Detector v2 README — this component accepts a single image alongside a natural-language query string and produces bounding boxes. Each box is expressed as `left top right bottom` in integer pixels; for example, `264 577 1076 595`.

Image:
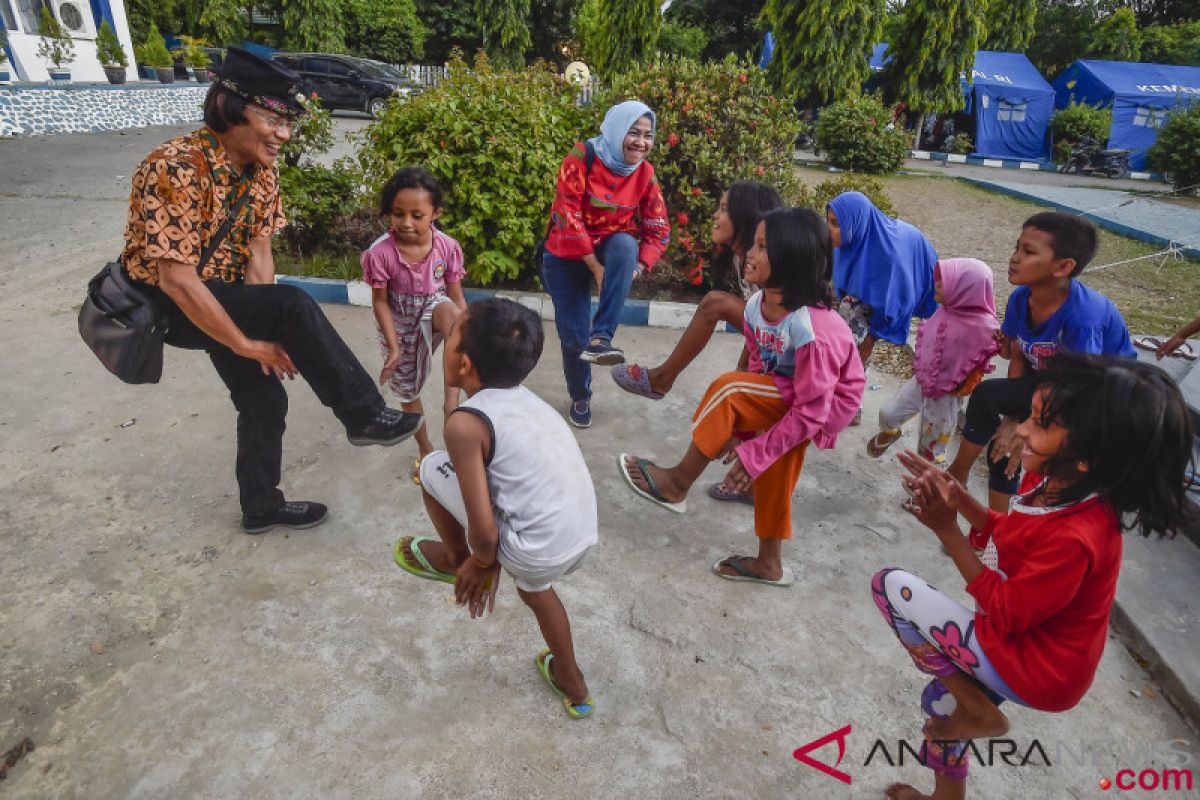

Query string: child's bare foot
622 455 688 503
885 784 930 800
924 702 1009 742
713 555 783 582
548 652 589 705
646 366 672 396
399 535 459 575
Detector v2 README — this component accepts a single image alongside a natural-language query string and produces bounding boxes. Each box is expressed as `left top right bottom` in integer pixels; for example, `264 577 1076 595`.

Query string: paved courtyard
0 125 1196 798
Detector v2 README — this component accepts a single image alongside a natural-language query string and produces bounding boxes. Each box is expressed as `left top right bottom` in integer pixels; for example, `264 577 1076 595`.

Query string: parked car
271 53 416 116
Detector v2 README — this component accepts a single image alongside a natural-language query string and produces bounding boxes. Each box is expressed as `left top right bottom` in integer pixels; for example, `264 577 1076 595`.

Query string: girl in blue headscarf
542 100 671 429
826 192 938 364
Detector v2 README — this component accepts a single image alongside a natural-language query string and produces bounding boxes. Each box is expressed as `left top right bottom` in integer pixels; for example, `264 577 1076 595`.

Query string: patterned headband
215 76 305 117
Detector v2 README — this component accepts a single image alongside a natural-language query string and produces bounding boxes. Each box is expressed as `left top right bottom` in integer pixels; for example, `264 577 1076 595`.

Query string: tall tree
477 0 532 67
346 0 426 63
1089 7 1142 61
762 0 884 106
1027 0 1098 78
530 0 584 65
663 0 764 61
594 0 660 77
1140 21 1200 65
415 1 480 63
282 0 344 51
983 0 1037 52
884 0 987 145
198 0 249 47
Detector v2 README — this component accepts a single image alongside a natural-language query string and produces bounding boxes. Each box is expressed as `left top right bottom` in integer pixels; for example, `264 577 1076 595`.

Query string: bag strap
198 184 255 270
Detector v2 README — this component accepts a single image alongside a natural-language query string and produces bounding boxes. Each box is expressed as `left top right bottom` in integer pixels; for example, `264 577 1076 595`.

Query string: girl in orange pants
618 208 865 586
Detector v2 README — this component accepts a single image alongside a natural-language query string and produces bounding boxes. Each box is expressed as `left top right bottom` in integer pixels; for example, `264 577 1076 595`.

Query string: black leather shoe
242 501 328 534
346 407 423 447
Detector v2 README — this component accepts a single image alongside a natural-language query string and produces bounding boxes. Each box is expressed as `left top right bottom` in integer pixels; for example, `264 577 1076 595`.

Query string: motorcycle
1058 136 1133 179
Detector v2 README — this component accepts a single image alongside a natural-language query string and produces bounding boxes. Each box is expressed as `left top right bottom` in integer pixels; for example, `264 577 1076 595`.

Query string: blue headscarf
829 192 938 345
590 101 656 177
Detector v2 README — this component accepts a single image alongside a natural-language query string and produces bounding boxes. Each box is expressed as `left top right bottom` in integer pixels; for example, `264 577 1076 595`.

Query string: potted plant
135 23 174 84
173 36 212 82
37 6 75 84
1 27 11 83
95 20 128 84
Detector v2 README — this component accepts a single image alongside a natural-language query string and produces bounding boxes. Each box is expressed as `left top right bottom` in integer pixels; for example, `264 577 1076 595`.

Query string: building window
996 100 1027 123
1133 106 1167 128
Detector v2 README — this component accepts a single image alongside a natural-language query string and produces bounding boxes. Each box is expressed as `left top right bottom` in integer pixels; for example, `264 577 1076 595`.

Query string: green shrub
280 93 336 167
0 28 7 67
799 173 895 219
358 52 590 285
135 23 173 69
173 35 211 69
1049 101 1111 164
599 56 804 288
278 162 360 255
1148 103 1200 196
37 7 76 70
95 21 128 67
814 94 908 174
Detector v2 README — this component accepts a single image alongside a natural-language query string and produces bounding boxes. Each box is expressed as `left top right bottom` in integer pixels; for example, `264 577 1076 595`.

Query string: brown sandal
867 430 901 458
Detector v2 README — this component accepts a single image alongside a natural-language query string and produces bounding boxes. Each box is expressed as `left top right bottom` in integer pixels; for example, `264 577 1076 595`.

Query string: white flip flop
617 453 687 514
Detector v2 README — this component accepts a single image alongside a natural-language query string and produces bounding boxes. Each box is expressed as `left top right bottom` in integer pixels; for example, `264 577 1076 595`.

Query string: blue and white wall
3 0 137 83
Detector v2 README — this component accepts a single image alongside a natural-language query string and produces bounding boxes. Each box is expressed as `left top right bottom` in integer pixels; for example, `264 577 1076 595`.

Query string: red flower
667 132 680 148
691 186 702 197
687 257 706 286
676 211 689 226
755 165 764 177
738 73 747 83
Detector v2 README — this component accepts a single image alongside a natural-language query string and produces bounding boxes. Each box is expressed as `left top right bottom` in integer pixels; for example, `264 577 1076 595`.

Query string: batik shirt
122 127 286 285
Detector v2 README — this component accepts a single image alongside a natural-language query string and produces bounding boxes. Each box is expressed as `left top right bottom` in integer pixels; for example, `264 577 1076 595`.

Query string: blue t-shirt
743 291 815 377
1001 281 1136 371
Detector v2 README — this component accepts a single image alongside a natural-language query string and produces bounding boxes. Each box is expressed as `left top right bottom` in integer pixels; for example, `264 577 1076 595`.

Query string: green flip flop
536 649 594 719
393 535 456 584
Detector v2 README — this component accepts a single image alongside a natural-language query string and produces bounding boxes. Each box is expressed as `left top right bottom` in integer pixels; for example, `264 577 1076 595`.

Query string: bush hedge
1049 101 1112 164
598 57 804 288
358 52 590 285
814 94 908 174
1148 103 1200 195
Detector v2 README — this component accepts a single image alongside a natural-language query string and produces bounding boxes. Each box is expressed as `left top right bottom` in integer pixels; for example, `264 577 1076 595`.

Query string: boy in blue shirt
946 212 1135 511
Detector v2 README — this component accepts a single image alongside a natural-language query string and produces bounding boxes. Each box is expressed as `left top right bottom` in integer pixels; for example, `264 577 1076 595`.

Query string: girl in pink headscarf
867 259 999 463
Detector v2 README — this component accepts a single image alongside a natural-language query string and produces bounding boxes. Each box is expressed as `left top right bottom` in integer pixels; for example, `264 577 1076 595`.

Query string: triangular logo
793 725 853 785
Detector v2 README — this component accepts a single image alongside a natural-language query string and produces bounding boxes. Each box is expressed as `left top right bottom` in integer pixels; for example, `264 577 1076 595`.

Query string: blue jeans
541 232 639 402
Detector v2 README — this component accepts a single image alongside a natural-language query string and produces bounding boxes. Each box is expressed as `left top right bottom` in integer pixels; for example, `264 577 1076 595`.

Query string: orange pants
691 372 809 540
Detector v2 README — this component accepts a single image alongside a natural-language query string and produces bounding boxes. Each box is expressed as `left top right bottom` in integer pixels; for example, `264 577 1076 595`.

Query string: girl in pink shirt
362 168 467 480
616 208 865 586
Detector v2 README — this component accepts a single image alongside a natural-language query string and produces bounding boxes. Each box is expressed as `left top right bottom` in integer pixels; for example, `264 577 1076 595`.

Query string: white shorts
419 451 591 592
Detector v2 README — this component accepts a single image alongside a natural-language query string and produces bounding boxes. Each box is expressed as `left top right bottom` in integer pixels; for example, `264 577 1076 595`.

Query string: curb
962 179 1200 259
908 149 1161 182
276 276 712 330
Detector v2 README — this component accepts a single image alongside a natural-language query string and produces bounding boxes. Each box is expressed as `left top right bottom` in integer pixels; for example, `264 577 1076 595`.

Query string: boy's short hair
1023 212 1098 277
459 298 544 388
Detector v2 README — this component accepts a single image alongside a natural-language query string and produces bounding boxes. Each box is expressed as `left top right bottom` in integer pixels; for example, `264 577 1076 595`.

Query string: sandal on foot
393 535 456 584
712 555 795 587
707 481 754 506
411 456 424 486
867 430 901 458
611 364 665 400
617 453 687 513
536 649 594 719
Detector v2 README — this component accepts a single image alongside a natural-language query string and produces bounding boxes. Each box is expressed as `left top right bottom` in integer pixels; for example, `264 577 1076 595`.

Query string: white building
3 0 137 82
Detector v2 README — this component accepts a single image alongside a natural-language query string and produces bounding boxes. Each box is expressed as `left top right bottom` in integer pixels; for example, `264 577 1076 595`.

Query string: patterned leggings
871 568 1027 780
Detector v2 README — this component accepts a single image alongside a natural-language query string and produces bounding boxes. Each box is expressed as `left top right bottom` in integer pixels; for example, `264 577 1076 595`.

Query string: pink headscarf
913 258 1000 399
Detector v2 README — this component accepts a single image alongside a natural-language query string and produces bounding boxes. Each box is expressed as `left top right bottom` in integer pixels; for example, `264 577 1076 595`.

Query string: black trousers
157 281 383 516
961 374 1038 495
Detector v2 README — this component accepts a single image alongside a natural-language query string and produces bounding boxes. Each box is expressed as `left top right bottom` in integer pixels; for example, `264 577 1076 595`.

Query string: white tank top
459 385 599 566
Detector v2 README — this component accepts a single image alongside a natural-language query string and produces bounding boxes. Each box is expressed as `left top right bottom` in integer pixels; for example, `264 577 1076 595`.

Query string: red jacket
967 473 1122 712
544 142 670 271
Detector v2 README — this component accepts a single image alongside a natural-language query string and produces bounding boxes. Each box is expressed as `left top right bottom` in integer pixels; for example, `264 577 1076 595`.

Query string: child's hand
898 450 971 512
902 466 960 536
994 331 1012 360
717 436 741 464
379 350 401 386
989 417 1026 479
722 457 752 494
455 556 500 619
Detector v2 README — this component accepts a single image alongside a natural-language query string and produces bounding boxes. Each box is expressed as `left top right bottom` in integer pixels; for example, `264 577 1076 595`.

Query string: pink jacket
736 306 866 478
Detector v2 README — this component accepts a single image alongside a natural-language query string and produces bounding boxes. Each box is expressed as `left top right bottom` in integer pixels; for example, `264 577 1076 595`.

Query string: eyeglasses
247 106 294 133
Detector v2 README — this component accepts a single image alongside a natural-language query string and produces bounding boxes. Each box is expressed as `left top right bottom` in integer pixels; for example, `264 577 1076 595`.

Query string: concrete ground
2 125 1198 798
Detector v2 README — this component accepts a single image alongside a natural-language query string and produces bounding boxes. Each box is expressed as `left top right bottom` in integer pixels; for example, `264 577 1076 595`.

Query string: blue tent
1052 60 1200 171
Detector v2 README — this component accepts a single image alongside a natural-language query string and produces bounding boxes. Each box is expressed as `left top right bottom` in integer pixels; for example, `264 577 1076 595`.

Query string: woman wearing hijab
542 100 671 428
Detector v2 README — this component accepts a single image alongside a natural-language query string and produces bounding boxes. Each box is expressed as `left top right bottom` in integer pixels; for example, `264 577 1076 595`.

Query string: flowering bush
814 93 908 174
598 56 804 290
280 94 336 167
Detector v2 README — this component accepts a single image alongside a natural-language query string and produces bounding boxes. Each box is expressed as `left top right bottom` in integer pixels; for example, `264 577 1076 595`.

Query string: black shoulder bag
535 140 595 268
78 186 254 385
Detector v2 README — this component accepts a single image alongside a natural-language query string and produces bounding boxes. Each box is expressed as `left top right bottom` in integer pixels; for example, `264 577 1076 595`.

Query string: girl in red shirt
874 353 1194 800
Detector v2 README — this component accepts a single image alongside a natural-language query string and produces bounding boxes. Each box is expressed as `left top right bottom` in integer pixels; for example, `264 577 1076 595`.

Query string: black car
272 53 415 116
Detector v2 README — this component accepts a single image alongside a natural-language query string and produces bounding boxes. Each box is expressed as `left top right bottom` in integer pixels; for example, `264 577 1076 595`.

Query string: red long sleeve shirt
544 142 670 271
966 474 1122 712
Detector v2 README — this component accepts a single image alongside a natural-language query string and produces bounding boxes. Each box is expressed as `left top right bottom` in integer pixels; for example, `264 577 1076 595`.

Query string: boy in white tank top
393 299 599 719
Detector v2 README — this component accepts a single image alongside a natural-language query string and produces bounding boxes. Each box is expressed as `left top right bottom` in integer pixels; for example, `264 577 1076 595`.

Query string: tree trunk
913 111 926 150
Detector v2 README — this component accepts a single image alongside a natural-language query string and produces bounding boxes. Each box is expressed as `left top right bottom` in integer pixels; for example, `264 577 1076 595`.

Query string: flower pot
154 67 175 84
192 68 211 84
103 65 127 85
47 68 71 85
0 68 10 84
